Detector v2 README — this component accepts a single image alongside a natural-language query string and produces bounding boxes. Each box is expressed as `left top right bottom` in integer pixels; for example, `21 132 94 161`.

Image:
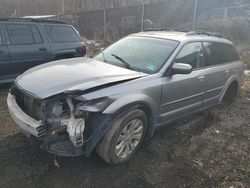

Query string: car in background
0 18 86 83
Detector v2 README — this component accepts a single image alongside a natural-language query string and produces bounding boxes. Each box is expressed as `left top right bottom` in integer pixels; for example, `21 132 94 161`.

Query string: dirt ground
0 85 249 188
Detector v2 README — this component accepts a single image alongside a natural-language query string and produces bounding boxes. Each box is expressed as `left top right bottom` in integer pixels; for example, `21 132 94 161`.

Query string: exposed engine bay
8 84 113 157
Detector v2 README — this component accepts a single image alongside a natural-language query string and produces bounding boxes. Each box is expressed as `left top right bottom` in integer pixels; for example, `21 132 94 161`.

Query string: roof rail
186 30 225 38
0 18 66 24
143 27 191 32
161 27 191 32
143 28 226 38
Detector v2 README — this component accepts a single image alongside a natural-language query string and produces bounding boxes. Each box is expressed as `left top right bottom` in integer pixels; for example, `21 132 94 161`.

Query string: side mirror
172 63 192 75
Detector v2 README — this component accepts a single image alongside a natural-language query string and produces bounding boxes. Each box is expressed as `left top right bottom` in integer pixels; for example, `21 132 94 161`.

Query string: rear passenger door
6 23 50 75
202 42 240 107
0 24 11 80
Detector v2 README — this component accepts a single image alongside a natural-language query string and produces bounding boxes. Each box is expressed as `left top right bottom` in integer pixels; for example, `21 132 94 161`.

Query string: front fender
103 94 158 117
84 94 158 155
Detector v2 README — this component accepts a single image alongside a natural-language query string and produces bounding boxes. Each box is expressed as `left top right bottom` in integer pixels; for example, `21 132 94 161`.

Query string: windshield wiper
111 54 134 70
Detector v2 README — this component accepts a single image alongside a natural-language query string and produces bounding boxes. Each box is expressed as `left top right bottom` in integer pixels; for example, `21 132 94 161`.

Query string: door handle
39 47 47 51
198 76 205 81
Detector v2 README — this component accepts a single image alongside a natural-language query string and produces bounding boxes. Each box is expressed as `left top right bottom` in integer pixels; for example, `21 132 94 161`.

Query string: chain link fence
77 1 250 42
78 1 195 41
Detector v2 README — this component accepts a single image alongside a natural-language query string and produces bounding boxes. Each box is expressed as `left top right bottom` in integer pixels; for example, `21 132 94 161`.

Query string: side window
0 26 3 45
7 24 34 45
44 25 81 43
175 42 205 69
203 42 240 66
30 25 43 44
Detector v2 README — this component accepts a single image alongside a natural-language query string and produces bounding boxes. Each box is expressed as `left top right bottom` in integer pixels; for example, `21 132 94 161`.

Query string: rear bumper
7 94 46 137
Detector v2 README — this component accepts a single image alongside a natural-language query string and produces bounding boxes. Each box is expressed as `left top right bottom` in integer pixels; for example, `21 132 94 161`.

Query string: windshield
94 36 179 74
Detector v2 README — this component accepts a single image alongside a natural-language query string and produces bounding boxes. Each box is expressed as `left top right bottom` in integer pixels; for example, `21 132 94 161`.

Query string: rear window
203 42 240 66
44 25 81 43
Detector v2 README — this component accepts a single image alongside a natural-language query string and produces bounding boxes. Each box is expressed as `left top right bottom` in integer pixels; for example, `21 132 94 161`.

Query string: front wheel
96 109 148 165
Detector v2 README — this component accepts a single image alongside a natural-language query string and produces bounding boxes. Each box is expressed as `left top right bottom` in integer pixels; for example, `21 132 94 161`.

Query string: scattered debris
215 130 220 134
244 70 250 76
53 159 61 168
193 159 204 167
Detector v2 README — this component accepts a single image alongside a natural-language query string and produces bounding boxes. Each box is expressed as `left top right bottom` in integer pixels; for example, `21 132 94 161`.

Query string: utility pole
37 0 40 15
103 0 106 41
223 0 227 18
73 0 76 14
16 0 20 17
61 0 65 15
192 0 198 30
141 0 146 32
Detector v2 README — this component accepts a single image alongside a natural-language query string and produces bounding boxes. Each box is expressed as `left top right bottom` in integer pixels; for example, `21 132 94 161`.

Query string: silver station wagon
7 31 243 165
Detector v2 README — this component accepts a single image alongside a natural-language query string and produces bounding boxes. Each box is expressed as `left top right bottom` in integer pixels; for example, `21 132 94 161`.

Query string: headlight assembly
52 103 63 117
76 97 112 112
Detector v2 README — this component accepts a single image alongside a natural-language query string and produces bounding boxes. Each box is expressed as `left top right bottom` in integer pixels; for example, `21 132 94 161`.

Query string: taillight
76 44 86 56
83 44 86 56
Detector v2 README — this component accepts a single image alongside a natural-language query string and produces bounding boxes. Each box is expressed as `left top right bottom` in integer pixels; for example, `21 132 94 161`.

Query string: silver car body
7 31 243 156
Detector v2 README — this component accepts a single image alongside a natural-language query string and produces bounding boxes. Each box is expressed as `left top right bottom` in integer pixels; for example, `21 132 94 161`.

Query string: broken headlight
52 103 63 117
75 97 112 113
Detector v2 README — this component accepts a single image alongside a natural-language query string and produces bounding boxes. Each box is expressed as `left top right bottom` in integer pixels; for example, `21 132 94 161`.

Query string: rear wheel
96 109 148 165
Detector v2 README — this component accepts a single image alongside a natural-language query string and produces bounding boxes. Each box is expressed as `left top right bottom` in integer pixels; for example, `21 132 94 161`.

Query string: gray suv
0 18 86 83
7 31 243 165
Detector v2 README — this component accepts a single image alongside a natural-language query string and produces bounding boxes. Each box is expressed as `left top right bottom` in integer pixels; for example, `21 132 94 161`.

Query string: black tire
222 82 239 105
96 109 148 165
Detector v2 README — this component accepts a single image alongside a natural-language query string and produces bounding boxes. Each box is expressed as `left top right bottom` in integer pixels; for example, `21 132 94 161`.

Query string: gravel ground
0 85 249 188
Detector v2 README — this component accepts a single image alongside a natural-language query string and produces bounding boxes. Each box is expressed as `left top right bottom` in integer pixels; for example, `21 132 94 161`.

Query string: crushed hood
16 57 146 99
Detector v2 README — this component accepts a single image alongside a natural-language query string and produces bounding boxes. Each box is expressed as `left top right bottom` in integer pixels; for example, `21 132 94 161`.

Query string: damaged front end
8 85 113 157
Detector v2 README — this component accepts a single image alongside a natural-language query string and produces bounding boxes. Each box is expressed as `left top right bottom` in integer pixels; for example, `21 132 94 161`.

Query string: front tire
96 109 148 165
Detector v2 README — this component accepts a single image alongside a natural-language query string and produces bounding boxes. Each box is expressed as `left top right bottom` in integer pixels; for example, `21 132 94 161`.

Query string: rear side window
44 25 81 43
203 42 240 66
7 24 34 45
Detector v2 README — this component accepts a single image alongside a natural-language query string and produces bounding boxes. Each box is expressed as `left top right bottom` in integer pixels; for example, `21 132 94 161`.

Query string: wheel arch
220 76 241 103
84 95 158 156
103 94 158 137
53 53 75 60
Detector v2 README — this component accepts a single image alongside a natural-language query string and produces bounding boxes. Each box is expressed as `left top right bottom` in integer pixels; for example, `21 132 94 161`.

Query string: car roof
132 31 233 45
0 18 67 25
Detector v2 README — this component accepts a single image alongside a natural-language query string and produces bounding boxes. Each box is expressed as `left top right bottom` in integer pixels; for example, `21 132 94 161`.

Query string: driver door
158 42 206 124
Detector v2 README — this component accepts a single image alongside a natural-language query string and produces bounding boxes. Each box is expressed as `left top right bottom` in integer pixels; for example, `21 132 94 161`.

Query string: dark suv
0 18 86 83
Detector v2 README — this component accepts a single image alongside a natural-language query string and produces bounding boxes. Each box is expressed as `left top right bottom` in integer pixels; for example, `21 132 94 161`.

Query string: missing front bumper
41 134 84 157
7 94 46 137
8 93 86 157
